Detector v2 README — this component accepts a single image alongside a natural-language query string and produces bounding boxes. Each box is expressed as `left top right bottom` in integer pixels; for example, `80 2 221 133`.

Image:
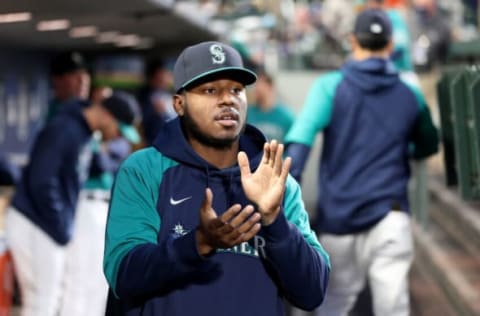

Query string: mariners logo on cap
209 44 226 64
370 23 383 34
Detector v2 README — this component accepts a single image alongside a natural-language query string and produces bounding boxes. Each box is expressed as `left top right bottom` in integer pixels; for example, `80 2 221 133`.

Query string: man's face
54 69 90 101
254 74 272 105
175 78 247 149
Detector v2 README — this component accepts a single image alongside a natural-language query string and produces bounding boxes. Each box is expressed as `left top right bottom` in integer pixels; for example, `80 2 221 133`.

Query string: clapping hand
238 140 291 226
195 188 262 256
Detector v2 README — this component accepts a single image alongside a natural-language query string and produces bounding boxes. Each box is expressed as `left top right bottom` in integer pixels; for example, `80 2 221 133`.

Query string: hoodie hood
341 57 399 92
152 117 266 175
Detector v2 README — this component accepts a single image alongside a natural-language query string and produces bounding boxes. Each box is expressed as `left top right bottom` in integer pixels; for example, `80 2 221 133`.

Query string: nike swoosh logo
170 196 192 205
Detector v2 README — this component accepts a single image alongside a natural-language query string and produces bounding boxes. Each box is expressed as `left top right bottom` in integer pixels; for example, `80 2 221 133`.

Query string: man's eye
204 88 216 94
232 87 243 94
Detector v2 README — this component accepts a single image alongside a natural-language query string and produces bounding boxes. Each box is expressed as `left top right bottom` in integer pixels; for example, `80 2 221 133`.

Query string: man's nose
218 89 235 105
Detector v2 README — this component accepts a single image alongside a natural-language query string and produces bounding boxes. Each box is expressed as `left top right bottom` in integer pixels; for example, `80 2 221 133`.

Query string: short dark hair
355 34 390 51
50 51 87 76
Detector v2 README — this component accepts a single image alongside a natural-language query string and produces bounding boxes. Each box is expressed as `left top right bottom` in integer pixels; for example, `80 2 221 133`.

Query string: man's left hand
238 140 291 226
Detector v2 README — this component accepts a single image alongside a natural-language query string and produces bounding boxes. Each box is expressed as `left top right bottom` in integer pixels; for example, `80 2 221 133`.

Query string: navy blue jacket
12 103 93 245
103 118 330 315
286 58 438 234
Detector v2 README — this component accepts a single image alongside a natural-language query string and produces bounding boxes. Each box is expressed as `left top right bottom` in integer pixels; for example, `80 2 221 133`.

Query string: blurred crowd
187 0 472 72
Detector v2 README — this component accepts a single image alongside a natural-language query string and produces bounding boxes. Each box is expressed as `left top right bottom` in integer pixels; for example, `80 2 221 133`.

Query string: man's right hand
195 188 261 256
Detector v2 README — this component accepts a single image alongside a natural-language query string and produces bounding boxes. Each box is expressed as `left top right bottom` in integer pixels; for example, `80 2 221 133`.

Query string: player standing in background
6 93 140 316
247 70 295 142
59 89 140 316
47 52 90 120
285 9 438 316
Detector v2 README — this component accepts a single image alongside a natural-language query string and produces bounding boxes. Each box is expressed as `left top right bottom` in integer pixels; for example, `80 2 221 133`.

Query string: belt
83 190 111 203
86 195 110 203
391 201 403 212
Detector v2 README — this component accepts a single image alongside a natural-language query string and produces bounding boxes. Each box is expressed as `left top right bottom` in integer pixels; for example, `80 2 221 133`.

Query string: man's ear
173 94 185 116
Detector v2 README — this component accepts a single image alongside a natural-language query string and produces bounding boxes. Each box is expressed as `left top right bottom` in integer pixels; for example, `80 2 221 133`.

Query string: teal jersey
285 72 343 145
104 147 330 295
247 103 295 142
387 9 413 72
103 119 331 314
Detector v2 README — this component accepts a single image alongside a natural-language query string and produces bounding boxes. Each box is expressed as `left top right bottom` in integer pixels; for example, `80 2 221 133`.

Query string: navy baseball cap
173 41 257 93
354 8 392 46
101 92 141 144
51 51 87 76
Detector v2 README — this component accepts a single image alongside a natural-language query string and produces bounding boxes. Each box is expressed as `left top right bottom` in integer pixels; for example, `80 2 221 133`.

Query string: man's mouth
215 109 240 127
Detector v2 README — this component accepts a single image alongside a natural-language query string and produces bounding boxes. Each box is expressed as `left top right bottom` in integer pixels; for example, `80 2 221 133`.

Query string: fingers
237 151 252 178
201 188 213 212
261 142 270 165
227 205 255 228
200 188 216 221
219 204 242 224
215 205 262 245
226 208 261 244
236 222 261 244
262 140 279 163
281 156 292 182
236 213 261 235
274 143 284 174
268 140 277 167
263 140 286 175
219 204 259 232
230 224 261 245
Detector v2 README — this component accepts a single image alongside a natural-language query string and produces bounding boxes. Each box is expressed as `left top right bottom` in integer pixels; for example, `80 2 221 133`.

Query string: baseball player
103 41 330 316
285 9 438 316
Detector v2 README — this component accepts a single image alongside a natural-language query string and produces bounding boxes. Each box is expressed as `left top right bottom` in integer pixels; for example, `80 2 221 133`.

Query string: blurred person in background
136 59 176 145
365 0 414 72
5 92 140 316
410 0 452 70
247 70 294 142
47 52 90 120
285 9 438 316
320 0 357 49
59 87 140 316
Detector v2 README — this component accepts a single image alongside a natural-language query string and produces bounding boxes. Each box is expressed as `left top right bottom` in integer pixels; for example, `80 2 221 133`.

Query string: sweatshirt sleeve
284 71 341 183
284 71 341 146
26 124 75 243
257 175 330 311
286 143 311 183
103 149 215 299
